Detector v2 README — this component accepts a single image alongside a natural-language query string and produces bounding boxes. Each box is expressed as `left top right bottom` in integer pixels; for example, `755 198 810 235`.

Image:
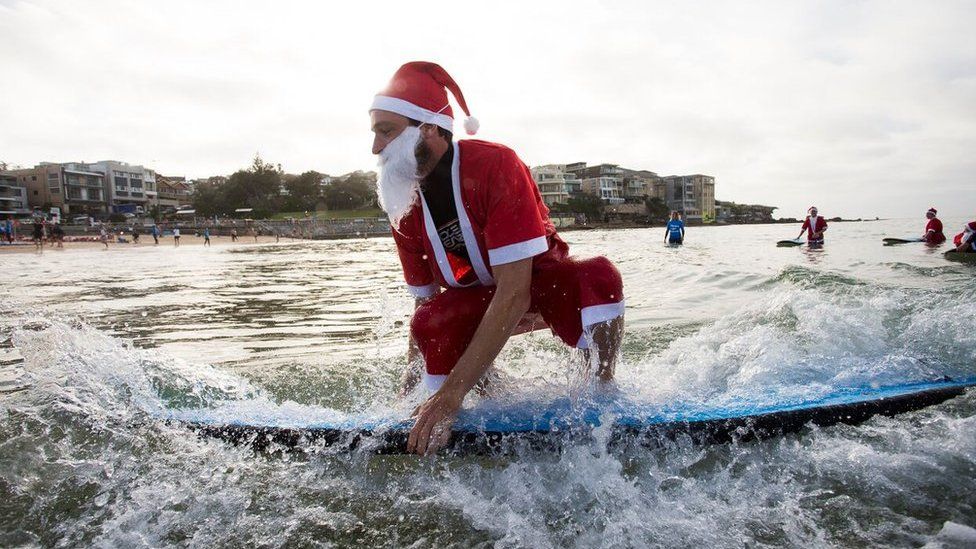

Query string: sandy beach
0 234 290 253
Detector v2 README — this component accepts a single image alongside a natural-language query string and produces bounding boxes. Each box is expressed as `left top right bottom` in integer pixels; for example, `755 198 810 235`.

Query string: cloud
1 0 974 217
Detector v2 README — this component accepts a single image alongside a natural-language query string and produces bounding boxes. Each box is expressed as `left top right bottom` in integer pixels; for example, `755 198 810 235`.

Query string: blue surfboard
174 376 976 455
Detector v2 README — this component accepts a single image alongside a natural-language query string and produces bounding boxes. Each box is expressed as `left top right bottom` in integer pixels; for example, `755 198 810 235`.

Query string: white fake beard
377 126 422 229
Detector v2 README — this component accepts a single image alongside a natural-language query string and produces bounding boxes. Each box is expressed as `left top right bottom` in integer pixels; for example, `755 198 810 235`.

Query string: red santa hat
370 61 479 135
927 207 937 215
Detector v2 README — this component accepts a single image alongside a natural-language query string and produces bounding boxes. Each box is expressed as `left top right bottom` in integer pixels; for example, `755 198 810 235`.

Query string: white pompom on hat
370 61 479 136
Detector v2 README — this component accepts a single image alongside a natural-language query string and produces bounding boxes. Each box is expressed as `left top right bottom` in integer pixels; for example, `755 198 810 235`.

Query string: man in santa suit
922 207 946 245
952 220 976 253
369 62 625 455
796 206 828 244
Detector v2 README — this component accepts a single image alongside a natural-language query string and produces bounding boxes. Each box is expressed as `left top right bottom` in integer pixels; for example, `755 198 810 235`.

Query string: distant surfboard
883 237 924 245
777 238 804 247
175 377 976 455
945 251 976 264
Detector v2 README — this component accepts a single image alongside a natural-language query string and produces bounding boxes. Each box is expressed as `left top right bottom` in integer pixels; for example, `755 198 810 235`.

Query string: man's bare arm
407 258 533 454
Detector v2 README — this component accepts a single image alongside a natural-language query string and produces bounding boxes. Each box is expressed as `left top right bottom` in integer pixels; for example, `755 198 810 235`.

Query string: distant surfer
369 62 625 455
664 211 684 244
796 206 827 245
922 208 946 245
952 221 976 254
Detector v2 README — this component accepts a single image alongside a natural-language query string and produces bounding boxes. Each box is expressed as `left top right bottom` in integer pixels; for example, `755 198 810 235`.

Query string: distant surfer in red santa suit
369 62 625 455
796 206 828 245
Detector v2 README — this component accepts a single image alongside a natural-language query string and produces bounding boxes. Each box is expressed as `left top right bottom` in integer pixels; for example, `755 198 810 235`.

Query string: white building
530 164 582 206
67 160 157 214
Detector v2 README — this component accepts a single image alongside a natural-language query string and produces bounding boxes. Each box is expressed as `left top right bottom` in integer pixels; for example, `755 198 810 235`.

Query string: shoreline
0 218 881 252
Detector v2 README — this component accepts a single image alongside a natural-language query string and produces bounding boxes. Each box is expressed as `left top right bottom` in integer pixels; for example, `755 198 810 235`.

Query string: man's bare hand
512 312 545 336
408 389 463 455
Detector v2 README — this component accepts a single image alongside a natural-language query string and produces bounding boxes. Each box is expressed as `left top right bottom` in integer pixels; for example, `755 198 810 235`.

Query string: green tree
222 154 283 217
559 193 604 221
323 173 376 210
191 180 228 217
644 197 669 222
283 171 323 211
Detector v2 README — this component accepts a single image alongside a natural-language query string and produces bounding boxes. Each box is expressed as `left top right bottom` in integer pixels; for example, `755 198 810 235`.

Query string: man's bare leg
584 315 624 382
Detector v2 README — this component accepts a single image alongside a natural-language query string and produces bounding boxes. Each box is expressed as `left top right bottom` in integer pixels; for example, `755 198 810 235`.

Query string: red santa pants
410 256 624 388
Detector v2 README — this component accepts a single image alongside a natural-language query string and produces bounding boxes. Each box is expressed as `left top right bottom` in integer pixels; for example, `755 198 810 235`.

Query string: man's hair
407 118 453 141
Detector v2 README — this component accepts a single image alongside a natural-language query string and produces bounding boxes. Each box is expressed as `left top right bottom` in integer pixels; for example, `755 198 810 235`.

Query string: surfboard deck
883 237 924 244
945 251 976 264
175 377 976 455
777 238 804 247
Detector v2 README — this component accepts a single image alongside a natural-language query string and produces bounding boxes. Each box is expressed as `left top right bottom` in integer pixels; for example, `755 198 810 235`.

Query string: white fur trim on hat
370 95 454 133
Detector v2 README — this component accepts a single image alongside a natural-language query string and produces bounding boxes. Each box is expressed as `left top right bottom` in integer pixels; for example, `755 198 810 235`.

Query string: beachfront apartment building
0 174 31 216
619 169 665 203
530 165 582 206
156 174 193 212
663 174 715 221
566 163 626 205
61 166 109 215
65 161 157 214
2 164 67 213
1 163 109 216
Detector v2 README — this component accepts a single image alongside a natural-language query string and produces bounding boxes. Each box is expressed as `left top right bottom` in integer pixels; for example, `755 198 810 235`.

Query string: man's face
926 212 935 219
370 110 410 155
810 209 818 217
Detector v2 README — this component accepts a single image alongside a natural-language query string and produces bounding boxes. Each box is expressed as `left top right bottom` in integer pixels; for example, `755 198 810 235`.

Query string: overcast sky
2 0 974 218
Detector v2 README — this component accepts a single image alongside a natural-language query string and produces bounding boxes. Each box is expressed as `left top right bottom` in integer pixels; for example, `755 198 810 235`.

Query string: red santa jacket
391 139 569 297
953 221 976 248
801 216 828 240
924 218 945 244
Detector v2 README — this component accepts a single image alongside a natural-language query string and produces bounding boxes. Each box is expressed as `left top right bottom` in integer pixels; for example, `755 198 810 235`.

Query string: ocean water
1 218 975 548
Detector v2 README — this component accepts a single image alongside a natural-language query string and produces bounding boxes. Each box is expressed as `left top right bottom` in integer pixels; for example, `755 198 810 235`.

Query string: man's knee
579 256 624 303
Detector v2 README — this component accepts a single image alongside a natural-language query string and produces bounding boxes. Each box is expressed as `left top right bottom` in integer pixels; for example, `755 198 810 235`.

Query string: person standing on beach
99 224 109 249
52 222 64 248
5 217 13 244
203 227 211 247
231 229 238 242
369 62 625 455
46 220 56 247
173 227 181 247
151 224 160 245
664 211 685 245
796 206 827 245
250 226 258 242
922 208 946 244
132 225 140 244
31 219 43 250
